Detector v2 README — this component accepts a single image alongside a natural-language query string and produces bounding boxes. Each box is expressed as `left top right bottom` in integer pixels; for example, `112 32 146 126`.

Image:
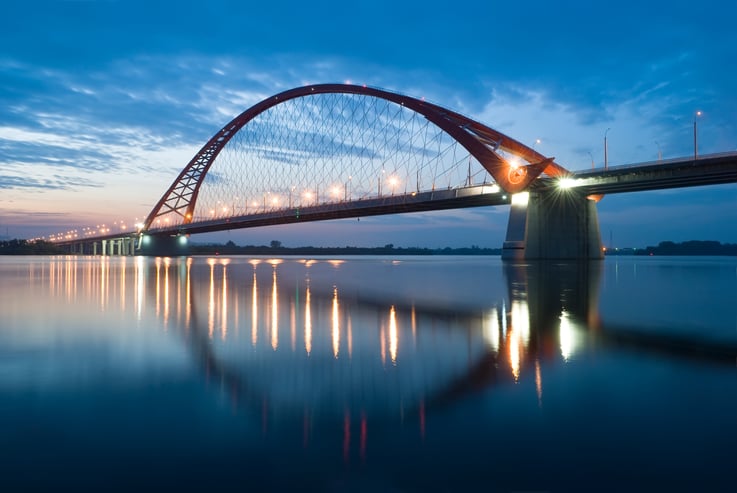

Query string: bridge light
558 177 578 189
178 236 187 246
511 192 529 205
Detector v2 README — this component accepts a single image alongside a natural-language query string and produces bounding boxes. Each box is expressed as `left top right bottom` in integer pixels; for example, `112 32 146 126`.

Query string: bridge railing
145 182 507 236
573 151 737 176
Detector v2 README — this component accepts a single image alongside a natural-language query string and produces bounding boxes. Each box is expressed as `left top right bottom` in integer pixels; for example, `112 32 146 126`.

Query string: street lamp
604 128 611 170
533 138 541 151
655 141 662 161
694 110 702 159
587 151 594 169
388 176 399 195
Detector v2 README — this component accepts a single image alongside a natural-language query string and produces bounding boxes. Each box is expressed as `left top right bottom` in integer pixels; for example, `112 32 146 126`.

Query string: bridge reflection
37 255 737 458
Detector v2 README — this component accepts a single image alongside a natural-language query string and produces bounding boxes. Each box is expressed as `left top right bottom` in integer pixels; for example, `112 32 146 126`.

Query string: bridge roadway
147 183 508 236
145 152 737 235
147 151 737 238
537 151 737 194
54 152 737 247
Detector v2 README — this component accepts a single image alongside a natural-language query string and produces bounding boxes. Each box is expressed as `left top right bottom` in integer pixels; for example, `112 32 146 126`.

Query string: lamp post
655 141 662 162
694 111 702 159
587 151 594 169
604 128 611 170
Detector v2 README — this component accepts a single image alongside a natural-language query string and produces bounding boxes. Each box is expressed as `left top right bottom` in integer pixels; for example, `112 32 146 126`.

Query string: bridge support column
502 190 603 260
138 234 189 256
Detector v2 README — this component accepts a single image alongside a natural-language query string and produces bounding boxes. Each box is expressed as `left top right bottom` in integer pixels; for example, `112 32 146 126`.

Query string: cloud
1 2 735 246
0 172 102 191
469 84 714 171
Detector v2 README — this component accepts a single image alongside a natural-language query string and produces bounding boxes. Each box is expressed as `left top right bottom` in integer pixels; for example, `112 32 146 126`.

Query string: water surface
1 255 735 492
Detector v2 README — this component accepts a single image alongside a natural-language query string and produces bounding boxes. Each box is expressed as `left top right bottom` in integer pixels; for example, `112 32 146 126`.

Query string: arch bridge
59 83 737 259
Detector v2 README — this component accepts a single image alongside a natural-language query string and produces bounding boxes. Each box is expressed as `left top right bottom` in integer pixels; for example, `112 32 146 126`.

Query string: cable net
178 93 495 224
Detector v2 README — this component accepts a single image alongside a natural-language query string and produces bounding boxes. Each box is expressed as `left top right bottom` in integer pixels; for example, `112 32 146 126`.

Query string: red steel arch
143 83 569 230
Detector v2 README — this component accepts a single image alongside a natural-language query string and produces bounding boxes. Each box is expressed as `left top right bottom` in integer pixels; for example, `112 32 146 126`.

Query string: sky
1 0 736 248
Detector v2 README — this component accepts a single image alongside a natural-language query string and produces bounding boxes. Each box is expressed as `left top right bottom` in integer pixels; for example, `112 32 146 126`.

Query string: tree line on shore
1 238 736 256
189 240 500 256
0 239 63 254
639 240 737 256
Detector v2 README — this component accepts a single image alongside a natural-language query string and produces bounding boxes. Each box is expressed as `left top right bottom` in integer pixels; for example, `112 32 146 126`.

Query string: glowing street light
388 176 399 195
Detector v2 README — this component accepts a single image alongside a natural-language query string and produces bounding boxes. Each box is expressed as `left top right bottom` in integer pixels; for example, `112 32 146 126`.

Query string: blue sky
1 0 736 248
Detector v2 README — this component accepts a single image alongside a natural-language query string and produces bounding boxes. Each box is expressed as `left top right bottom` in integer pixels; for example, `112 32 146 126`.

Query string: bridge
50 83 737 259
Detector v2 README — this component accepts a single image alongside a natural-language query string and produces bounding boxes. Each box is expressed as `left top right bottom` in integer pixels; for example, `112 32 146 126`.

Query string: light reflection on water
1 255 736 491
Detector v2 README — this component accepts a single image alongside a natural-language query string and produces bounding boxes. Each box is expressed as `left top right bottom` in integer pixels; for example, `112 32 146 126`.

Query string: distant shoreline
189 241 500 256
0 239 735 256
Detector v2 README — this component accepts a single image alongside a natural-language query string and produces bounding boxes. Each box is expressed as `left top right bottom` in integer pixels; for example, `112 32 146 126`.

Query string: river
1 255 735 492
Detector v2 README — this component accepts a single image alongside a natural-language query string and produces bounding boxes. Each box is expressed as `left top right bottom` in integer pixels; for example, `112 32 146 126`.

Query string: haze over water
1 255 736 492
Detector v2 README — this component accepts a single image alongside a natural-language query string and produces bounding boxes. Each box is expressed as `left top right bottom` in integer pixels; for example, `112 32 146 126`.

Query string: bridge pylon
502 190 603 260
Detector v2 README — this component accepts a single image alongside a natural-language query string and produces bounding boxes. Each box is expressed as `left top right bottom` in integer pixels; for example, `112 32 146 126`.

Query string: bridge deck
148 184 509 236
54 153 737 247
552 152 737 195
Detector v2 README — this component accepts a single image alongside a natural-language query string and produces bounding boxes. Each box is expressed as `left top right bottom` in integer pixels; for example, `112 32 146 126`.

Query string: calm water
1 255 736 492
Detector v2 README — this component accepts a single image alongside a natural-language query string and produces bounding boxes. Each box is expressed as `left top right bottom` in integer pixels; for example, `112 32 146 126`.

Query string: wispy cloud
0 0 735 246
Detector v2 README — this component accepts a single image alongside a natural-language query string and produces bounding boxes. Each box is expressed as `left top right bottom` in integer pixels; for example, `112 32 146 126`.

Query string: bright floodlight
558 178 577 189
511 192 529 205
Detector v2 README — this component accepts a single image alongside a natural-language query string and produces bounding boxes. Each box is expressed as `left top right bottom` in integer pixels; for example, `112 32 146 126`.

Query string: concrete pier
138 234 189 256
502 191 603 260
